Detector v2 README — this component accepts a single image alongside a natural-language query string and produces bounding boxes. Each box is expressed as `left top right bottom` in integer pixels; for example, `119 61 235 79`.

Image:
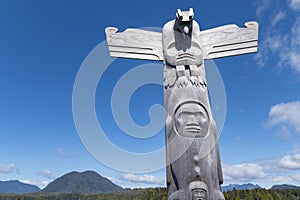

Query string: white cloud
292 173 300 181
223 163 265 182
279 154 300 169
108 173 165 188
251 173 300 188
271 11 286 26
36 170 54 179
267 174 300 186
267 101 300 135
256 154 300 172
289 0 300 10
107 177 125 187
0 163 17 174
270 175 294 183
20 180 49 189
223 152 300 187
256 157 283 173
56 147 80 158
121 173 165 186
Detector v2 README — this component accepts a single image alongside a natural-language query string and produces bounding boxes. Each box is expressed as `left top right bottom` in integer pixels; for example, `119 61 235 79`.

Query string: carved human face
175 103 209 138
192 188 207 200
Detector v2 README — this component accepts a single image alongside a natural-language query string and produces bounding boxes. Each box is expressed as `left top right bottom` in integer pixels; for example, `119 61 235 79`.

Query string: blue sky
0 0 300 189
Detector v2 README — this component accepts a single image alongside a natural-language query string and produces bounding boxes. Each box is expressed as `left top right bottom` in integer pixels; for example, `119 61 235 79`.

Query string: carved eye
180 16 183 20
189 15 192 20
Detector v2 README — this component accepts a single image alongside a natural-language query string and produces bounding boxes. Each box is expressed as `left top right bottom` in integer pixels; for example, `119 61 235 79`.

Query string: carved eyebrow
178 111 204 115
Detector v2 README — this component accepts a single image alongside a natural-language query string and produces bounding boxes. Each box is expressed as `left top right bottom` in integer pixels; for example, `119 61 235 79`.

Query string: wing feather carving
200 21 259 59
105 27 163 61
105 21 258 61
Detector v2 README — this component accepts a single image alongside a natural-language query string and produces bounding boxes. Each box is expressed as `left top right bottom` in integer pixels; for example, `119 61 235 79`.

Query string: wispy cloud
271 11 286 26
289 0 300 10
0 163 18 174
234 136 241 141
256 0 270 17
36 170 54 179
56 147 80 159
279 16 300 74
254 30 289 66
267 101 300 136
255 0 300 75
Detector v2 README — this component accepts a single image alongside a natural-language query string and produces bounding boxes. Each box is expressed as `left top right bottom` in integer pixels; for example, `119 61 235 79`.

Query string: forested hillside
0 187 300 200
223 188 300 200
0 188 167 200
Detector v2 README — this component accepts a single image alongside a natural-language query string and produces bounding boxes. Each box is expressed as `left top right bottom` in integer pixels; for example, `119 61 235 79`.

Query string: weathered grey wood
105 8 259 200
162 9 225 200
105 27 163 61
105 22 259 61
200 21 259 59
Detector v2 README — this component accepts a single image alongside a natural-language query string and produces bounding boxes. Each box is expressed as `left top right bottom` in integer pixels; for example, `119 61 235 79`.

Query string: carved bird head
175 8 194 35
176 8 194 23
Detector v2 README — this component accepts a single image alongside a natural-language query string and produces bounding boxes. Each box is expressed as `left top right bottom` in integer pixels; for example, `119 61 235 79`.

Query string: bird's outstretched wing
200 21 259 59
105 27 163 61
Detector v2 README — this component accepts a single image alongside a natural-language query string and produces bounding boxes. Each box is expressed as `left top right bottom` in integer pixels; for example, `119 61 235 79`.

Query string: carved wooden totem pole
105 8 259 200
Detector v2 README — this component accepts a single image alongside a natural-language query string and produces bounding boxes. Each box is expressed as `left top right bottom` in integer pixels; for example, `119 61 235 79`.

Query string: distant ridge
271 184 300 190
42 170 124 194
0 180 40 194
222 183 261 192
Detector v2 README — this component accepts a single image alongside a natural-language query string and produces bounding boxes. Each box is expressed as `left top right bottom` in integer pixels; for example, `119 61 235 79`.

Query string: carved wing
200 21 259 59
105 27 163 61
164 67 177 88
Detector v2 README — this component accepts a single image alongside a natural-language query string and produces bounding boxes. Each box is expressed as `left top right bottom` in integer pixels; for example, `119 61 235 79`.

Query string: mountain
42 170 124 194
0 180 40 194
271 184 300 190
222 183 261 192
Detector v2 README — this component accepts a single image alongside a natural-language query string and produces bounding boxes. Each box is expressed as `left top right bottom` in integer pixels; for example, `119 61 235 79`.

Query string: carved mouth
176 53 195 61
185 122 201 132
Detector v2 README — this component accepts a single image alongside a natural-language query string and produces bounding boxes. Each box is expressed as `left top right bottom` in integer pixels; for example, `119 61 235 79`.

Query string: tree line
0 187 300 200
